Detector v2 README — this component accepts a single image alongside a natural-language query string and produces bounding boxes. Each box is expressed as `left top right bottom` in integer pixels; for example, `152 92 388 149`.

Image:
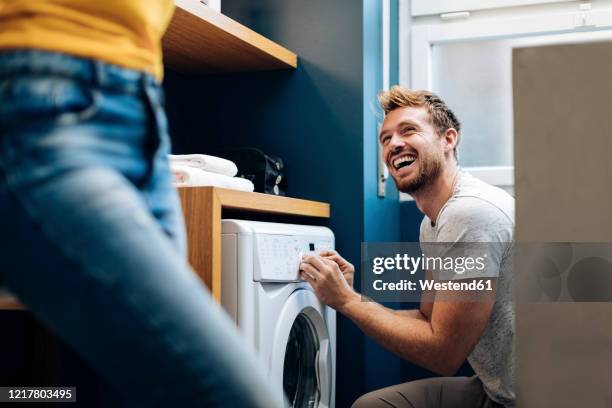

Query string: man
301 86 514 407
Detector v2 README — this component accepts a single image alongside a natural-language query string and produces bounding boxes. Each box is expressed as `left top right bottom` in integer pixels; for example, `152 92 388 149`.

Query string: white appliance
221 219 336 408
200 0 221 12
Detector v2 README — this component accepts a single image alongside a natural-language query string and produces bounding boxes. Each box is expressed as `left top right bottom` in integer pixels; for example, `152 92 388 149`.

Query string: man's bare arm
300 254 496 375
394 271 433 321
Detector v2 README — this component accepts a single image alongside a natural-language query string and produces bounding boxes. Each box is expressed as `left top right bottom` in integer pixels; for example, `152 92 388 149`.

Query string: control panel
254 234 334 282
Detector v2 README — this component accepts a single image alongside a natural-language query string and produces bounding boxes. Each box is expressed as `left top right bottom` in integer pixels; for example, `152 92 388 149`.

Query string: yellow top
0 0 175 80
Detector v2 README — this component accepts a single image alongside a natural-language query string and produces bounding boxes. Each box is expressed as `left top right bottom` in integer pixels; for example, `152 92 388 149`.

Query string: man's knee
351 377 456 408
352 376 489 408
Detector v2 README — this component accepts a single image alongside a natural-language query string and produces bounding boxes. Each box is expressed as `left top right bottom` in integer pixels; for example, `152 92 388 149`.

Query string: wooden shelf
214 188 330 217
163 0 298 74
178 187 330 301
0 293 23 310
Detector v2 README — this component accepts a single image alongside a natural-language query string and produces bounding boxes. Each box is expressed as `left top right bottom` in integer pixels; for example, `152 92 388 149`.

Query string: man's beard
393 150 443 194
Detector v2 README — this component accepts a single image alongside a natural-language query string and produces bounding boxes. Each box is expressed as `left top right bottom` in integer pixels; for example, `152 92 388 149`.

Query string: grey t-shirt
420 171 515 407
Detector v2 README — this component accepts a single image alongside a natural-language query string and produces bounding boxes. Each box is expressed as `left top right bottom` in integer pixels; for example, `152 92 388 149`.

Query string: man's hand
319 250 355 288
299 254 359 311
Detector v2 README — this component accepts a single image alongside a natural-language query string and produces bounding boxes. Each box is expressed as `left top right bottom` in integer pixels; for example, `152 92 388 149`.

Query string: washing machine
221 219 336 408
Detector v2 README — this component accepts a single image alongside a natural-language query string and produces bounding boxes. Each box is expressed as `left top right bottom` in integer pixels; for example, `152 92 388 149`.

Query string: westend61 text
373 279 494 292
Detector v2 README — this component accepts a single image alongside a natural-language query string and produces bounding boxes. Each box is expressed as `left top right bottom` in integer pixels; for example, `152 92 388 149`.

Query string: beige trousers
352 376 503 408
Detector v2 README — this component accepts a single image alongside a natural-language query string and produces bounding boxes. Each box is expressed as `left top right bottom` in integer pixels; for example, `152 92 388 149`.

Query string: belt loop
141 73 156 101
92 60 104 89
140 73 146 90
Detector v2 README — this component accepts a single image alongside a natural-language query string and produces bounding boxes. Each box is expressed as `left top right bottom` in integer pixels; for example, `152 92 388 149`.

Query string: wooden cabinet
178 187 329 301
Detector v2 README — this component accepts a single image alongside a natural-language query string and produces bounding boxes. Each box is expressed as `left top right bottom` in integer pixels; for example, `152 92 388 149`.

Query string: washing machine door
270 289 332 408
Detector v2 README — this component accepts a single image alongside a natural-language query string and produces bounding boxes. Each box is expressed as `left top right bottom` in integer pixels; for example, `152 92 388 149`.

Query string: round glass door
283 313 320 407
270 289 332 408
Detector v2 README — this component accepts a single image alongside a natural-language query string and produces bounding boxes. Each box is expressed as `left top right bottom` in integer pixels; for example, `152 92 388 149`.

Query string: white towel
171 164 254 192
168 154 238 177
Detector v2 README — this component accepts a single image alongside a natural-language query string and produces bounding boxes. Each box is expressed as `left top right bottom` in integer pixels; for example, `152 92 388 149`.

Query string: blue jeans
0 50 283 408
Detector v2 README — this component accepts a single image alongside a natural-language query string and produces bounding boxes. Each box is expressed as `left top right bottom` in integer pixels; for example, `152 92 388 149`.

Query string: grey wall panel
514 42 612 407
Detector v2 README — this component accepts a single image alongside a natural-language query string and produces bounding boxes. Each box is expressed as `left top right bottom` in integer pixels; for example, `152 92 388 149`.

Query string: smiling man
300 86 515 407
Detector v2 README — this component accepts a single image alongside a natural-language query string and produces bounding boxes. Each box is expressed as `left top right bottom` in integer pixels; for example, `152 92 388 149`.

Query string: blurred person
0 1 283 406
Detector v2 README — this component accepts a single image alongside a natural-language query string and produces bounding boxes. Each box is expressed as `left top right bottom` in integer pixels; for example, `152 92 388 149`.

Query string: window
399 0 612 198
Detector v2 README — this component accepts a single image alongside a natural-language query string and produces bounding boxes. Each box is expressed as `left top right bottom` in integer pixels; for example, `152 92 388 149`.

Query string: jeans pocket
0 76 101 128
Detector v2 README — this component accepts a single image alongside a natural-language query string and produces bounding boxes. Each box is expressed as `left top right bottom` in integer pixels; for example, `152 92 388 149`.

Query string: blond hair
378 86 461 158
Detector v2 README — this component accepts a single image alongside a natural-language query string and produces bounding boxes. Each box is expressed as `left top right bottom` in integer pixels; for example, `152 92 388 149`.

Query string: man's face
379 106 445 194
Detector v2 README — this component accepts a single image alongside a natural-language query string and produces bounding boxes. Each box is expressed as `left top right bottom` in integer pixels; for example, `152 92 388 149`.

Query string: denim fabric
0 50 283 408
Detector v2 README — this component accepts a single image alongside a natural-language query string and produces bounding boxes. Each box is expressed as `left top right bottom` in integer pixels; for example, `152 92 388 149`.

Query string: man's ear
443 128 459 155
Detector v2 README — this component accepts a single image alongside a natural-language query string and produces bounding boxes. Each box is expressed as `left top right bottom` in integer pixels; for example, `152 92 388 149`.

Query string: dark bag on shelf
218 148 286 195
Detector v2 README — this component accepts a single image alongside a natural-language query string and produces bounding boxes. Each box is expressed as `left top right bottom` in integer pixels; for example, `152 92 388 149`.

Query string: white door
270 289 333 408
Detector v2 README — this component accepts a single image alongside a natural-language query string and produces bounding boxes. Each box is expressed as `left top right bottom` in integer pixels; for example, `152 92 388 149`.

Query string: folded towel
171 164 254 192
168 154 238 177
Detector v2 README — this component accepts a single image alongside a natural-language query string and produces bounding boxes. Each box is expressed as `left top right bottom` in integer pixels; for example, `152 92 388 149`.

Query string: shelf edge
178 187 330 218
172 0 297 69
